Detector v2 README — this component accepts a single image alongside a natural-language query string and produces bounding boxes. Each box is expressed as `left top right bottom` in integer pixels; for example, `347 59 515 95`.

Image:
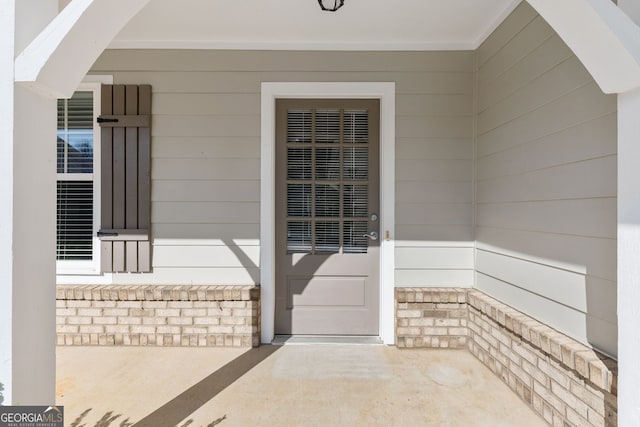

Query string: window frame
56 76 111 277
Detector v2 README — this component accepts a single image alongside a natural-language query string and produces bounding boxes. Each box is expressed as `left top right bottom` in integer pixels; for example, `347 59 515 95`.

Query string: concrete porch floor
56 345 547 427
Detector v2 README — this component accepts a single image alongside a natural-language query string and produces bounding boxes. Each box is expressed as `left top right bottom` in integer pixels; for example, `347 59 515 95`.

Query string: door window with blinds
56 84 101 272
286 107 372 254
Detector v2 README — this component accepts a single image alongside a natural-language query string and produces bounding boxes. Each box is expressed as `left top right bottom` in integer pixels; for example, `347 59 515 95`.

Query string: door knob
362 231 378 241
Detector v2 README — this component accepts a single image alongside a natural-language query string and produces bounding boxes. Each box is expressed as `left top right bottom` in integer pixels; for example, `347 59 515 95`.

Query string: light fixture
318 0 344 12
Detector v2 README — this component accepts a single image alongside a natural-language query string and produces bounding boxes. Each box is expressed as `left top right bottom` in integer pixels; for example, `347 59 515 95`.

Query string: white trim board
260 82 396 345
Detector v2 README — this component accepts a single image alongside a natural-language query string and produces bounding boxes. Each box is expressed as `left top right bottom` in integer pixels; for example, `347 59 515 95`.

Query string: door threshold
272 335 383 346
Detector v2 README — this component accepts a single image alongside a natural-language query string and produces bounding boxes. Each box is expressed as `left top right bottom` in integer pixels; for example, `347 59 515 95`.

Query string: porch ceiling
108 0 521 50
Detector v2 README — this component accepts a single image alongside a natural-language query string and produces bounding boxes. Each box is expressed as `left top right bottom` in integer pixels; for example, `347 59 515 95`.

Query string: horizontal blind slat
344 109 369 143
287 109 312 144
315 109 340 143
56 180 94 260
315 221 340 253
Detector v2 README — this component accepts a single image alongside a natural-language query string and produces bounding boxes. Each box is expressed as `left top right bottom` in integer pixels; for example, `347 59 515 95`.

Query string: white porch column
617 3 640 426
11 86 57 405
618 88 640 426
0 0 58 405
0 0 16 405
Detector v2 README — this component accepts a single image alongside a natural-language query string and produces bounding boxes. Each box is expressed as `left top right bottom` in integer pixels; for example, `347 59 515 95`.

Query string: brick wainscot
56 285 260 347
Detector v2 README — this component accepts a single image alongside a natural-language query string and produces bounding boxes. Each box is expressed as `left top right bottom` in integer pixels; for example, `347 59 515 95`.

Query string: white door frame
260 82 396 344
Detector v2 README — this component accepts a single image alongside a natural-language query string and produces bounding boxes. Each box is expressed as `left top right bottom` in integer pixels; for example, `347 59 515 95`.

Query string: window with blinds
286 108 370 254
56 91 96 261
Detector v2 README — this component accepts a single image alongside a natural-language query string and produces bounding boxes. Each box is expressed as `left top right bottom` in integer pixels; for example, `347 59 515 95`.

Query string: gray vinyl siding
475 3 617 356
90 50 474 287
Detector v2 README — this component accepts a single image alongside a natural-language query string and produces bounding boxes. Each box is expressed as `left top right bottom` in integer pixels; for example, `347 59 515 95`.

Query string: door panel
288 277 366 307
275 99 380 335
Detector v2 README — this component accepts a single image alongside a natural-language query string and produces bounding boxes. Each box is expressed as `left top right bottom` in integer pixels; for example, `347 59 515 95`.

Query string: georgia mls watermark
0 406 63 427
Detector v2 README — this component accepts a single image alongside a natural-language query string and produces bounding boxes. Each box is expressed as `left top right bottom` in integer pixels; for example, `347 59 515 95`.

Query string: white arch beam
527 0 640 94
14 0 150 98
